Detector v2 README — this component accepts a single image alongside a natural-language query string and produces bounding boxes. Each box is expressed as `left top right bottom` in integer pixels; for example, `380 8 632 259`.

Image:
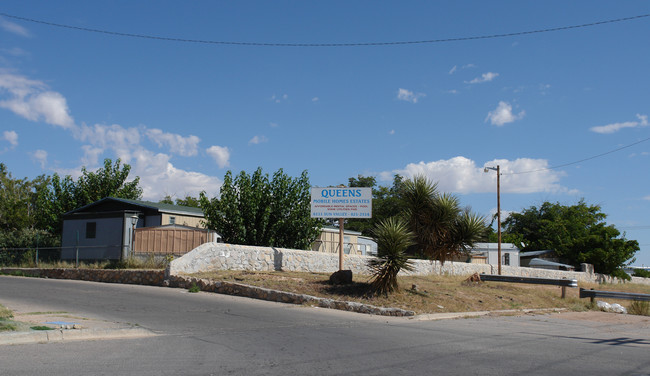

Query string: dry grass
187 270 632 314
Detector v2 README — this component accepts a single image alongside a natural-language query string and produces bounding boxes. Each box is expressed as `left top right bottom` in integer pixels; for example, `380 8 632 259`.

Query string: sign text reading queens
310 187 372 219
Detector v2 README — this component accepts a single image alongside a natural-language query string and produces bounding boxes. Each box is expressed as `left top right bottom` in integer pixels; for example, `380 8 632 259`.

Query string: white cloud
249 135 268 145
485 101 525 126
590 114 649 134
206 145 230 168
380 156 568 194
389 130 395 135
644 195 650 201
145 128 200 157
2 130 18 146
31 149 47 169
449 64 475 75
271 94 288 103
0 18 30 37
466 72 499 84
80 145 104 166
270 122 279 128
0 70 225 201
0 73 75 128
75 123 140 162
312 97 319 102
397 88 425 103
130 149 221 200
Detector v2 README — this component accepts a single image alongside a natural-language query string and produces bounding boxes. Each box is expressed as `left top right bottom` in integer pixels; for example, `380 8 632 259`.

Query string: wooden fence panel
134 228 211 256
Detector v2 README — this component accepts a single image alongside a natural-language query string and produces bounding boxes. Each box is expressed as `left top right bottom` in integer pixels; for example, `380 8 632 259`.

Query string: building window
503 253 510 266
86 222 96 239
169 216 176 225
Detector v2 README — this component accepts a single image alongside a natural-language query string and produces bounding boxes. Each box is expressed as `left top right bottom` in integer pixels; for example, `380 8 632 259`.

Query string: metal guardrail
480 274 578 287
480 274 578 298
579 288 650 302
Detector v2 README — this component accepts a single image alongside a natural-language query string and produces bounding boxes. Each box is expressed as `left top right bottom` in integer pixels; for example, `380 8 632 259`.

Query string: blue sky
1 1 649 266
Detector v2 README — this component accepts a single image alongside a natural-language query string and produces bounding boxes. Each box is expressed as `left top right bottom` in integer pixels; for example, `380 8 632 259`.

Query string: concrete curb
167 276 417 317
412 308 567 321
0 327 156 346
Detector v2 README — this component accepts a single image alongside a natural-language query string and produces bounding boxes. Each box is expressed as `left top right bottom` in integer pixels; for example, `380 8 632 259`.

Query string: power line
0 11 649 47
505 136 650 175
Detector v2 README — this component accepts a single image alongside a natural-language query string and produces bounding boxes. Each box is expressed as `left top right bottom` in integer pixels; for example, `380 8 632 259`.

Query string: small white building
469 242 520 267
311 226 377 256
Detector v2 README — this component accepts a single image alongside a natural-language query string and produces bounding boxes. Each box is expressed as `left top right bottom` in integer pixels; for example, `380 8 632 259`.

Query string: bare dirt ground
551 310 650 326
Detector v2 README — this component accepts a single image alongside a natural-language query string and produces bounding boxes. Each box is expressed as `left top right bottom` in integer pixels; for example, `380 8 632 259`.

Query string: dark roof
64 197 204 217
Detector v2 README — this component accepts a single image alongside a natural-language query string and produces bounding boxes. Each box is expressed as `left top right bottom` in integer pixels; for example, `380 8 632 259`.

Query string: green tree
33 158 142 236
345 174 404 236
401 175 486 263
73 159 142 205
0 164 61 264
368 217 414 296
0 163 33 232
200 168 322 250
175 195 201 208
502 200 639 275
159 195 201 208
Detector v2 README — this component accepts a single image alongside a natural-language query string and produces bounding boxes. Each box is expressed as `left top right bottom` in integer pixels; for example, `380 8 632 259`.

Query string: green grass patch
188 283 201 293
29 325 54 331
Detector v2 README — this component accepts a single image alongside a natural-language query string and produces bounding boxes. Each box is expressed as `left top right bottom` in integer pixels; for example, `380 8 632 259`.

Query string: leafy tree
159 195 201 208
33 158 142 235
200 167 322 250
633 269 650 278
175 195 201 208
401 175 486 263
502 200 639 275
0 165 61 263
0 163 33 232
159 195 174 205
368 217 414 296
73 159 142 205
345 174 404 236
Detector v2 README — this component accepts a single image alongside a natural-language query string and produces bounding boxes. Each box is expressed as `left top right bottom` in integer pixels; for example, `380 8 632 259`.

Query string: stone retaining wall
164 275 414 317
0 268 165 286
167 242 650 286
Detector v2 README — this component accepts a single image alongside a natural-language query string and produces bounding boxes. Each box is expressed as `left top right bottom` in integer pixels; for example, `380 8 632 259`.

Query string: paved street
1 276 649 376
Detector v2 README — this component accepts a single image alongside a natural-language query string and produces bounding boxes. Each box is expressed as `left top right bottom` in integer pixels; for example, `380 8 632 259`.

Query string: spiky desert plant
401 175 486 264
369 217 415 296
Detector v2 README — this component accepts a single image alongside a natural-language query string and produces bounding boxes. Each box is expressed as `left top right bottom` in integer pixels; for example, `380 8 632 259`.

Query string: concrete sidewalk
0 303 156 345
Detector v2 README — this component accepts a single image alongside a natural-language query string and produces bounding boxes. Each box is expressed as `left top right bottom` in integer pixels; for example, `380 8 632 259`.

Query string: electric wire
504 136 650 175
0 11 648 47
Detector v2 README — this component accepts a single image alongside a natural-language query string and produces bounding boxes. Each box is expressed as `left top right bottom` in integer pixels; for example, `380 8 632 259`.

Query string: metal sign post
339 218 344 271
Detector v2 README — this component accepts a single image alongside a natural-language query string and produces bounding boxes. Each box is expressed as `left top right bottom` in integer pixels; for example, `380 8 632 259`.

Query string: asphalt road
1 276 649 376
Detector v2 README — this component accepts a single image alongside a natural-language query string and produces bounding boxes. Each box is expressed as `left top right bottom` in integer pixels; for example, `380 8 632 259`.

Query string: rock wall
167 242 650 286
0 268 165 286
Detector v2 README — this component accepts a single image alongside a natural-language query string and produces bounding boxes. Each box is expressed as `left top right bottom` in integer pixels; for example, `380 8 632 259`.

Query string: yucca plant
369 217 415 296
401 175 486 264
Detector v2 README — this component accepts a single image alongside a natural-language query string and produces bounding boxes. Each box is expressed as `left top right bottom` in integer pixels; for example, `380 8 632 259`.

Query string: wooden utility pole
496 165 501 275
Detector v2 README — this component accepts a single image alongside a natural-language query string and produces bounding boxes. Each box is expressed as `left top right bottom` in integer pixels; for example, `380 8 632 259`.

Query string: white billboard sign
310 187 372 219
